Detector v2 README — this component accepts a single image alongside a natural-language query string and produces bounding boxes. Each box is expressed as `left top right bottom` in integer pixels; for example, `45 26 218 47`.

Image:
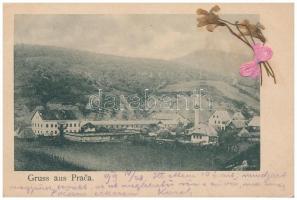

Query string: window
74 123 76 127
51 124 53 128
214 120 216 124
55 131 57 134
46 124 48 128
38 124 39 127
55 124 57 127
41 124 43 128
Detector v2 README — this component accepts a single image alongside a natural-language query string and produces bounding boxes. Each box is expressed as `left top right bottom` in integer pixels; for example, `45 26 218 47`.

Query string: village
28 102 260 147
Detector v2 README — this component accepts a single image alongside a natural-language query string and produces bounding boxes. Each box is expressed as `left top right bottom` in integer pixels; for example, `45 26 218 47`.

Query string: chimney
194 104 200 129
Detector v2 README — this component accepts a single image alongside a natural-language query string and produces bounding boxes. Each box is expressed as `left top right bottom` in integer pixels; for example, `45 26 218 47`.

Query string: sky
14 14 257 60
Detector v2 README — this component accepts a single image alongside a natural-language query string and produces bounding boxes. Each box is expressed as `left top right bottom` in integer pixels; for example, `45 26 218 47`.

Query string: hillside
14 44 260 130
174 49 253 75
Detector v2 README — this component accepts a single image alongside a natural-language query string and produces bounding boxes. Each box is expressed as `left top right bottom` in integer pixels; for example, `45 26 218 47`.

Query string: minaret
194 104 200 130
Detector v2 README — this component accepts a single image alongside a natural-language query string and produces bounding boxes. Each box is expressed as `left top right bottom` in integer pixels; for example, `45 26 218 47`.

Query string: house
232 112 246 121
190 123 218 144
157 120 180 129
208 110 231 130
247 116 260 142
188 104 218 144
237 128 250 141
226 120 246 130
81 122 96 133
31 110 81 136
248 116 260 131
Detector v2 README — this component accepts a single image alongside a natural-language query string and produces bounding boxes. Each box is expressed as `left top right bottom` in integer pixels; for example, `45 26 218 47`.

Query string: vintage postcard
3 3 294 197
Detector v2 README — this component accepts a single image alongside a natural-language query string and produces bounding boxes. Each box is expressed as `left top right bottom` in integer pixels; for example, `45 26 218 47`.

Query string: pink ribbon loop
240 43 273 79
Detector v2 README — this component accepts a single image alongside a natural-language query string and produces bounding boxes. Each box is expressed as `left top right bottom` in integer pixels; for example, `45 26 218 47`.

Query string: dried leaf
196 5 222 31
196 8 208 15
210 5 220 13
197 17 209 27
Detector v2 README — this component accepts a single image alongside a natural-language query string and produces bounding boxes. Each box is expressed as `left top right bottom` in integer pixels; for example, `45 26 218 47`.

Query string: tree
218 129 240 152
57 123 68 146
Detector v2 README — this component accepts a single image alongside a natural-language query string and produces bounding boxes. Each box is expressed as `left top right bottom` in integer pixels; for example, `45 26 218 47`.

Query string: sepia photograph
14 14 260 171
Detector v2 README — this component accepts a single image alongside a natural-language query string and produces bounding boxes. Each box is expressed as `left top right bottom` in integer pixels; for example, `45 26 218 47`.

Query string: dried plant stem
246 26 256 45
259 63 263 86
262 63 271 77
219 19 255 41
215 17 276 84
221 22 252 49
235 23 250 44
264 61 276 83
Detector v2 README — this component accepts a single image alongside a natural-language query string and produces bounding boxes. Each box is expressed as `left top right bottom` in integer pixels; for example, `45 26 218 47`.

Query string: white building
31 108 185 137
232 112 246 121
31 110 80 136
190 124 218 144
189 105 218 144
81 122 96 132
248 116 260 130
208 110 231 130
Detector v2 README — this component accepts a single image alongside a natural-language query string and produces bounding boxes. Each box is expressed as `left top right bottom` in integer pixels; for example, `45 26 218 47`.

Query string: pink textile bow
240 43 273 79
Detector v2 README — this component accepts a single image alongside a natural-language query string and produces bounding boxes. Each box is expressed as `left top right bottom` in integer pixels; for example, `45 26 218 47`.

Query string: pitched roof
248 116 260 127
230 120 246 129
191 123 218 137
37 110 78 120
238 128 250 137
82 122 96 128
232 112 245 120
210 110 231 122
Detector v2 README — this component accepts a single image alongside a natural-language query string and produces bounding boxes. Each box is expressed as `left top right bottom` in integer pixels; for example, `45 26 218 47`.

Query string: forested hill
14 44 259 129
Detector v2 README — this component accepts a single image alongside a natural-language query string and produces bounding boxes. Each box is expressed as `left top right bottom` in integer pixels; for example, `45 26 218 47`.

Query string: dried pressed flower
239 20 266 42
196 5 223 32
196 5 275 84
